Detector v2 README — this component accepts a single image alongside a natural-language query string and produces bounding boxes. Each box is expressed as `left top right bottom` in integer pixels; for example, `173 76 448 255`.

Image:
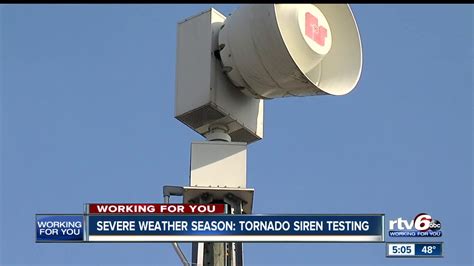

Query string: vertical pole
192 126 245 266
203 240 226 266
191 242 203 265
233 200 243 266
225 194 244 266
192 193 229 266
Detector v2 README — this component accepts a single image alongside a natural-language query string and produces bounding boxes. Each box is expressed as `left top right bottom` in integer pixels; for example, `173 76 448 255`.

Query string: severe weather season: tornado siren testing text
95 220 371 232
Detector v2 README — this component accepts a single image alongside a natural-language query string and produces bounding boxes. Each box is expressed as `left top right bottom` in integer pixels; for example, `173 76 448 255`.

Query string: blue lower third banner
87 214 384 242
36 215 84 242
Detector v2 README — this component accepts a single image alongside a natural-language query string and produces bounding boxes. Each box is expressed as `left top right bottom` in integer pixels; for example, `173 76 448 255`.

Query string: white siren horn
218 4 362 99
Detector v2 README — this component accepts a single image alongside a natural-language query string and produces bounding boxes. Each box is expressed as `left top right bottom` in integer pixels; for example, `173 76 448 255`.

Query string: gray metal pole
224 194 244 266
192 193 229 266
172 242 190 266
203 241 226 266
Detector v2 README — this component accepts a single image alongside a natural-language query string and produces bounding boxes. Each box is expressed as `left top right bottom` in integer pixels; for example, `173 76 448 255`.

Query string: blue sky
1 4 472 266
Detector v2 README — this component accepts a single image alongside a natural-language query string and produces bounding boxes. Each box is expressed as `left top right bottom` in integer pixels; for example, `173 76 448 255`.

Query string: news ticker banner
85 214 384 242
36 204 384 243
386 242 443 257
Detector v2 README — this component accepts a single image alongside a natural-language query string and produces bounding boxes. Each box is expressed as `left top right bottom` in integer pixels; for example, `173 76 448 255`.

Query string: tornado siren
175 4 363 143
219 4 362 99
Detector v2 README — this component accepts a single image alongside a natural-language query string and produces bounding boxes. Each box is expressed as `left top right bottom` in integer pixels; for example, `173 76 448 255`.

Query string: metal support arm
163 185 190 266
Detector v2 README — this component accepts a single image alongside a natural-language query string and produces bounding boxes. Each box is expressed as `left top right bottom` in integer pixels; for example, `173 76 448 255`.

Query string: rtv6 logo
388 213 442 237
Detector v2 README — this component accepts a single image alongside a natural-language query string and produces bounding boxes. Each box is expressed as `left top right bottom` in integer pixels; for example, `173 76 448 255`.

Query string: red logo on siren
305 12 328 46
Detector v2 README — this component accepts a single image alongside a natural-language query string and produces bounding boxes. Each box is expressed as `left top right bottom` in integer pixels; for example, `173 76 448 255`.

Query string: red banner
87 204 226 214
